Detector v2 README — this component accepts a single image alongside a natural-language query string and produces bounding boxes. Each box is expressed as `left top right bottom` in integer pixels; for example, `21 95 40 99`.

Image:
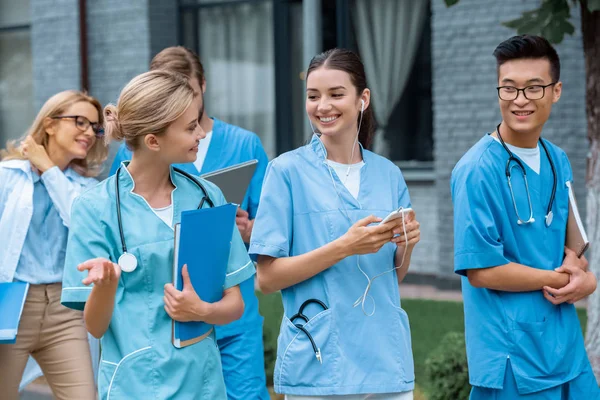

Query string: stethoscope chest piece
118 252 138 273
114 166 213 274
545 211 553 227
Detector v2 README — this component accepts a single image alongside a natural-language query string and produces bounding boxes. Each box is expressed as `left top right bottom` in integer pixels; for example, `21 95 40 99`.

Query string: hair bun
103 104 123 142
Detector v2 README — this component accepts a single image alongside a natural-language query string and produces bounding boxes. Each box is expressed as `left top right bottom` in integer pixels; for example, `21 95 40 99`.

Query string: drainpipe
78 0 89 91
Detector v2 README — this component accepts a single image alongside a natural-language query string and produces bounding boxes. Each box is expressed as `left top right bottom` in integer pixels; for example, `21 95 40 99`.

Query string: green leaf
501 0 576 44
588 0 600 12
444 0 460 6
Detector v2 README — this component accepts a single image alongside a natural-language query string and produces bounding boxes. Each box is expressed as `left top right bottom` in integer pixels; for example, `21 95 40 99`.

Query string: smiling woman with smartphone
0 90 108 400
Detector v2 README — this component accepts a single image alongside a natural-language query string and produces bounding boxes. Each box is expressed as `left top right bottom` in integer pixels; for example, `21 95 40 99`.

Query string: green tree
445 0 600 382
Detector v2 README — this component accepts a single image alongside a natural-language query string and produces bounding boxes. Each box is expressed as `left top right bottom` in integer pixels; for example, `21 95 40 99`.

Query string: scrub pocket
275 308 339 390
98 346 155 400
510 315 572 376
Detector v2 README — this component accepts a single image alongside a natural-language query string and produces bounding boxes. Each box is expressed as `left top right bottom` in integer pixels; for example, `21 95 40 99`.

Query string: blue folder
0 282 29 344
172 203 237 348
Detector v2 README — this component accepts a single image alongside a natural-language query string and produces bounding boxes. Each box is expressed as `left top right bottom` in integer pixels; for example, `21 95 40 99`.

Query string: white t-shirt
326 159 365 200
193 130 213 172
493 136 541 174
153 204 173 227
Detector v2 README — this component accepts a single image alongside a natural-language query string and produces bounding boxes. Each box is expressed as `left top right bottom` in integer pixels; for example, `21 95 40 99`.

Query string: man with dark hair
451 35 600 399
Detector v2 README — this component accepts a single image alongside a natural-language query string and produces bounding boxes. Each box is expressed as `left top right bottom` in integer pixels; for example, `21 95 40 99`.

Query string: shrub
424 331 471 400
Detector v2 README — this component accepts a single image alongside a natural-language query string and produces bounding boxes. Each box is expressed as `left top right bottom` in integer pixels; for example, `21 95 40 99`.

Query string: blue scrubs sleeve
397 171 412 208
247 136 269 219
109 144 133 176
225 227 255 289
451 165 509 276
248 160 292 259
210 187 255 289
61 196 114 310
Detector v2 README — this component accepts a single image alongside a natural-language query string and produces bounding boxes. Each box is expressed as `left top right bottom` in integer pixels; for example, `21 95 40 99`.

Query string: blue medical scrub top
249 135 415 396
61 165 255 399
109 118 268 339
451 134 590 394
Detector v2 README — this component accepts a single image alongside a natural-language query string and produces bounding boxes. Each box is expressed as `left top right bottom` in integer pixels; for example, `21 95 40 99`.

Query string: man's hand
563 247 588 271
543 264 597 305
164 265 213 322
236 208 253 243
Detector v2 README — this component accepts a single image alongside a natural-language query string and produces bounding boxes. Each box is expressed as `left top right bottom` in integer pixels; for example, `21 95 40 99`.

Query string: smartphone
380 207 413 225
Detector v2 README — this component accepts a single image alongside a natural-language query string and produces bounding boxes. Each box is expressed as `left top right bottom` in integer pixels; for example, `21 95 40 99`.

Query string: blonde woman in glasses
0 90 108 400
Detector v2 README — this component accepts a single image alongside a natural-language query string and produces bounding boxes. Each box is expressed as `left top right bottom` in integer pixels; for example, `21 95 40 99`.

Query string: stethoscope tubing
114 166 214 255
496 123 557 226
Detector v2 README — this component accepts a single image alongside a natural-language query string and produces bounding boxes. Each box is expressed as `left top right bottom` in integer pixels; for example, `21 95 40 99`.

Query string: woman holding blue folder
109 46 270 400
60 70 255 399
250 49 420 399
0 90 108 399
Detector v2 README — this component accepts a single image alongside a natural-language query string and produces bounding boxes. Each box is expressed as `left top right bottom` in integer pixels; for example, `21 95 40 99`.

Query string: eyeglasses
52 115 105 137
496 82 556 101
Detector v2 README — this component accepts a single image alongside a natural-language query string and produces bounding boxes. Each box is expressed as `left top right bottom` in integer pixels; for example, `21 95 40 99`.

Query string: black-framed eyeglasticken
496 82 557 101
51 115 105 137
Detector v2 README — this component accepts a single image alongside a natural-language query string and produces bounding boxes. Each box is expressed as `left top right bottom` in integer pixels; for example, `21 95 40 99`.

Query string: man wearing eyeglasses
451 35 599 399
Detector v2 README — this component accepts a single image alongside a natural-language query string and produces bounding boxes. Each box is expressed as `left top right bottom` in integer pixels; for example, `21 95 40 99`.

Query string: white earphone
361 99 365 112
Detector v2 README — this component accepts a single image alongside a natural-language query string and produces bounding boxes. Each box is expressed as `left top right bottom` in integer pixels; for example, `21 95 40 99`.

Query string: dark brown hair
150 46 205 84
306 48 374 149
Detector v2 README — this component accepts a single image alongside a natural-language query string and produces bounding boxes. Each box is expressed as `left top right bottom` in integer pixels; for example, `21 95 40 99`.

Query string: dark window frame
177 0 295 155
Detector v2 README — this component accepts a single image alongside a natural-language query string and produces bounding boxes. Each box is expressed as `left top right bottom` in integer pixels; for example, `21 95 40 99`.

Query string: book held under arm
0 282 29 344
565 181 589 257
172 203 238 348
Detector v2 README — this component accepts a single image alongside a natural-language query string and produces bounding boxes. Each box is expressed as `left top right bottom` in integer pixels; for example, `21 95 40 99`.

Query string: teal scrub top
109 118 268 339
451 134 590 394
249 135 415 396
61 165 255 399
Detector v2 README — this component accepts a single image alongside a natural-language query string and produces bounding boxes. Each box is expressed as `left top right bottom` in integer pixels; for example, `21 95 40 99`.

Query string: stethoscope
496 123 557 227
290 299 328 364
115 166 215 273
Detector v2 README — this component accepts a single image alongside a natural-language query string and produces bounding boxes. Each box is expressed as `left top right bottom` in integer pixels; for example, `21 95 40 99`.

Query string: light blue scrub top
451 134 589 394
249 135 415 396
61 165 255 399
109 118 267 339
14 173 68 284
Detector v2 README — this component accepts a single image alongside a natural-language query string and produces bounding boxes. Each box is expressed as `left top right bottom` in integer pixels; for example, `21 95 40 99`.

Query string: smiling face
156 96 205 165
306 67 365 141
46 101 99 161
498 58 561 137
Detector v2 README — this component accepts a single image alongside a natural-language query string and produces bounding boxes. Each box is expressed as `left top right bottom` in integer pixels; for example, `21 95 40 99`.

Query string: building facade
0 0 588 286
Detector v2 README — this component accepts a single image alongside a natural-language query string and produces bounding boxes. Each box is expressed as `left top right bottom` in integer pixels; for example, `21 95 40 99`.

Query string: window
179 0 278 158
0 0 33 146
178 0 433 162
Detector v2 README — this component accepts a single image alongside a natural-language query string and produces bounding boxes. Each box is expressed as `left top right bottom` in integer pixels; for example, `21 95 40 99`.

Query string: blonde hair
104 70 195 150
0 90 107 177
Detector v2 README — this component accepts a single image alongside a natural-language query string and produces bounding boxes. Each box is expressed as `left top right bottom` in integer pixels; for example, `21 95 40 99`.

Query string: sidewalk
400 282 589 309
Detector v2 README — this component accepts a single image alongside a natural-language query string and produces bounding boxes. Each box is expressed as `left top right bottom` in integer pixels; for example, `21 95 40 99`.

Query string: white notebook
565 181 589 257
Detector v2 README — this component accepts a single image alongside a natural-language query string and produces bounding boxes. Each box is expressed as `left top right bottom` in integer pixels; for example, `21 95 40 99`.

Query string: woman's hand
392 211 421 249
21 135 55 173
164 265 213 322
339 215 401 257
77 258 121 287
